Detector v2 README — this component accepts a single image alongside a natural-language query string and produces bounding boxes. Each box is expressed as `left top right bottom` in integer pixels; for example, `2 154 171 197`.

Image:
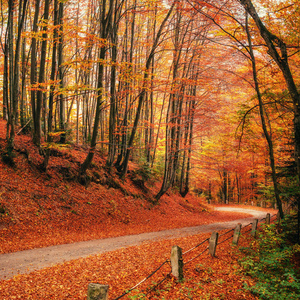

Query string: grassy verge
238 217 300 300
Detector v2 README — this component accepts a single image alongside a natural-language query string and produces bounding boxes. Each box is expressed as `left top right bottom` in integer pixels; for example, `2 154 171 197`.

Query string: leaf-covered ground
0 119 274 299
0 119 259 254
0 228 260 299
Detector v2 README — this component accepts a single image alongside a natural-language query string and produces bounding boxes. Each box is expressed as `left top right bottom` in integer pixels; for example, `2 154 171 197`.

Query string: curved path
0 207 273 280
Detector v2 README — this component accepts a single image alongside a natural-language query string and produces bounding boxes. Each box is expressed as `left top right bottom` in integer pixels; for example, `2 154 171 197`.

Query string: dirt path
0 207 273 280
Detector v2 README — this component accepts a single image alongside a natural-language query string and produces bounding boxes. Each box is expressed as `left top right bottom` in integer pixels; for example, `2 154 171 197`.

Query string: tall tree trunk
36 0 50 147
80 0 114 177
20 36 27 128
7 0 28 150
6 0 14 144
240 0 299 224
2 27 9 121
119 3 175 179
58 1 66 143
30 0 40 144
42 0 59 170
106 0 125 167
245 11 284 219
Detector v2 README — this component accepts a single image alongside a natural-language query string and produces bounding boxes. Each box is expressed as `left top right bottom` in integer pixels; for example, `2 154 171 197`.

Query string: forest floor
0 119 277 299
0 207 269 280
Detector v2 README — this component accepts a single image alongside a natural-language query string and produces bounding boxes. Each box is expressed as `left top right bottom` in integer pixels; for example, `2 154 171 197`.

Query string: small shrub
239 222 300 299
126 289 147 299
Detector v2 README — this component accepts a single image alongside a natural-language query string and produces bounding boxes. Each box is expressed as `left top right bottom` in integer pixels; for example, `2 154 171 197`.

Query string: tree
42 0 59 170
5 0 28 151
188 0 285 214
118 1 175 179
31 0 50 147
106 0 126 167
156 2 211 200
239 0 299 235
244 11 283 218
79 0 115 177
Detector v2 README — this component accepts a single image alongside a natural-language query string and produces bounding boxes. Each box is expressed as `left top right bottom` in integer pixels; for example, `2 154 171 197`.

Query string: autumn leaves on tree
1 0 299 209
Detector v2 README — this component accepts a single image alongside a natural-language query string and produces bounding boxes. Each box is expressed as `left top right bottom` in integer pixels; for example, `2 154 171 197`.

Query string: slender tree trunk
75 1 80 145
42 0 59 170
7 0 28 150
20 36 27 128
119 3 175 179
35 0 50 147
80 0 114 177
3 30 8 121
245 12 284 219
30 0 40 144
58 1 66 143
6 0 13 144
107 0 125 167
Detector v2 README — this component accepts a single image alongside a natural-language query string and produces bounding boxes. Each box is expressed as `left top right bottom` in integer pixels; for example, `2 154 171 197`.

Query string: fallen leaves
0 230 259 299
0 119 273 299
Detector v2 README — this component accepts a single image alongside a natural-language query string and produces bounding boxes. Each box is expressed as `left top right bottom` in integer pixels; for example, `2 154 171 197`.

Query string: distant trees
156 3 212 200
0 0 299 207
187 0 299 212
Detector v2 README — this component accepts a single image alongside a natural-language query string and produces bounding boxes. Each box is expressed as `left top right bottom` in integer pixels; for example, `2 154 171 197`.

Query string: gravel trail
0 207 273 280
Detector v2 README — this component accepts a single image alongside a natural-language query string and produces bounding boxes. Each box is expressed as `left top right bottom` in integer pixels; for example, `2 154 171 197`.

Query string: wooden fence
87 212 277 300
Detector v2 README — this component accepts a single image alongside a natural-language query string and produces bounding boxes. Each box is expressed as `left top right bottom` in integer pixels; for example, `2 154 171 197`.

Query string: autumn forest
1 0 300 298
1 0 300 216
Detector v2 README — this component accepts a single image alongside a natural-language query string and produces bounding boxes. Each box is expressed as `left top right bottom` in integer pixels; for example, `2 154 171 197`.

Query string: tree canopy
1 0 299 210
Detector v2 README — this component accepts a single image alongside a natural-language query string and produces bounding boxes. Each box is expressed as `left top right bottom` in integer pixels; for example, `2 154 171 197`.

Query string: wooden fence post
87 283 109 300
209 232 219 257
171 245 184 281
265 213 270 225
251 219 258 237
232 224 242 245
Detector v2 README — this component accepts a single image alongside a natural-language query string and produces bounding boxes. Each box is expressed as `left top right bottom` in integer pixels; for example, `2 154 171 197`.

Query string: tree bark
119 3 175 179
244 11 284 219
239 0 299 221
80 0 114 176
7 0 28 150
42 0 59 170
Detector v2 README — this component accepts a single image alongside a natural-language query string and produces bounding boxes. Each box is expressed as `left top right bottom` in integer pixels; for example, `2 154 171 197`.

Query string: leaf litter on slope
0 118 263 254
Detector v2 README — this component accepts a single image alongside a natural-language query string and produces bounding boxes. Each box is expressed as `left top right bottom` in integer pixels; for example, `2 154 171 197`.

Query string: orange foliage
0 118 276 299
0 119 252 254
0 228 261 299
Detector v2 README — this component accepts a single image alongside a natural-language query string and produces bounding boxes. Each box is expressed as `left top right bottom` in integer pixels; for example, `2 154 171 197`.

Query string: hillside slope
0 120 251 254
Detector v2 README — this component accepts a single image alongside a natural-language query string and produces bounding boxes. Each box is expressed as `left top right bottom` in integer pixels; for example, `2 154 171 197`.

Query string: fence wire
113 260 170 300
113 213 277 299
184 247 209 266
145 271 172 296
183 238 209 255
218 228 235 238
218 234 234 245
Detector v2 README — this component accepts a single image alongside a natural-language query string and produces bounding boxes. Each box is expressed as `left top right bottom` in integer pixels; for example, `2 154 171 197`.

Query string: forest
1 0 299 217
1 0 300 299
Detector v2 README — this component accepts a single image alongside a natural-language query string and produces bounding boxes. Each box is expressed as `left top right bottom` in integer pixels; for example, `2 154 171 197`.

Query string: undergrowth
239 219 300 300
